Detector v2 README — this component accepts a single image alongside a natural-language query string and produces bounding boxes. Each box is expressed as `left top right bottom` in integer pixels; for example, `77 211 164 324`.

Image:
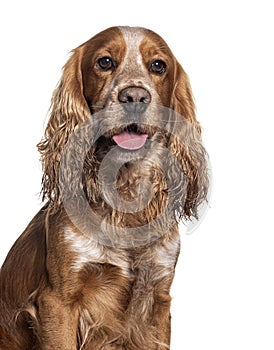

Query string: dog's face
81 27 175 111
38 26 208 240
80 27 178 165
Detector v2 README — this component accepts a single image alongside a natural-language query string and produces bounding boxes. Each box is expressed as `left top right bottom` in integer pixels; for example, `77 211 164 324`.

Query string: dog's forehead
117 26 168 52
83 26 169 62
86 26 143 45
117 27 172 62
118 26 145 46
118 26 145 65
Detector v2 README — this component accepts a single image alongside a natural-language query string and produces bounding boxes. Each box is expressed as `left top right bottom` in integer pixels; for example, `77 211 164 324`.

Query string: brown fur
0 26 208 349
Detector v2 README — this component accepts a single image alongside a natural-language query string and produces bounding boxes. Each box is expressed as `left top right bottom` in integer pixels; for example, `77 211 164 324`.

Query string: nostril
118 87 151 104
118 86 151 114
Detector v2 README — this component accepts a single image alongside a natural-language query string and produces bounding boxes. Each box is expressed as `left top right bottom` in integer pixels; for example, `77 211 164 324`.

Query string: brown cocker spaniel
0 26 209 350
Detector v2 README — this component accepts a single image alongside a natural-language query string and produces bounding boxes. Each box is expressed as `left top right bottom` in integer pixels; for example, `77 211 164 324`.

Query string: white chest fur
64 227 131 277
64 227 180 280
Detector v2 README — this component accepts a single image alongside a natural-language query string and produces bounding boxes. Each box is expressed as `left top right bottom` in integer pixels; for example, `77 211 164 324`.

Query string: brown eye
149 59 166 75
97 56 115 71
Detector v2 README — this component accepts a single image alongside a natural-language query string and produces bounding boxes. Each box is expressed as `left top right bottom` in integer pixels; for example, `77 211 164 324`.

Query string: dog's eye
149 59 166 75
97 56 115 71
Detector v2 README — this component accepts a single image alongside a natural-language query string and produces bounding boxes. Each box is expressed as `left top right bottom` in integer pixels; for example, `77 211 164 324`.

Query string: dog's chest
64 227 179 347
64 227 131 276
64 226 179 283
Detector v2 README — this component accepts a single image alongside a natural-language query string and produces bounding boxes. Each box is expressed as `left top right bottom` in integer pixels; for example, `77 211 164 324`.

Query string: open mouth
112 124 149 151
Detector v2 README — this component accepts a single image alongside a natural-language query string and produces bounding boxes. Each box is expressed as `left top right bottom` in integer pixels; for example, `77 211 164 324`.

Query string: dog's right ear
37 47 90 206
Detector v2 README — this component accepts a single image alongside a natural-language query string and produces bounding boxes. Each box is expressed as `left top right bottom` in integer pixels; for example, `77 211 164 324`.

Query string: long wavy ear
37 46 90 206
168 62 209 221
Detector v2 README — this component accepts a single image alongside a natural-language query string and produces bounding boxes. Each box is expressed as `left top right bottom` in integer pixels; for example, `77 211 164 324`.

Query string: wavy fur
0 26 208 349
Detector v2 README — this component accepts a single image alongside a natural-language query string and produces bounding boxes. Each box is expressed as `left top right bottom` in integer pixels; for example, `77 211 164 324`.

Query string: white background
0 1 274 349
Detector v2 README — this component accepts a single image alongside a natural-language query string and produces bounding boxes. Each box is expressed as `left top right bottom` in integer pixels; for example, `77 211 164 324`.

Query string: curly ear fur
37 47 90 205
169 63 209 220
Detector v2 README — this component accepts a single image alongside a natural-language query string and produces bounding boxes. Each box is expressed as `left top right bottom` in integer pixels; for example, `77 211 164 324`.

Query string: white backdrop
1 1 274 349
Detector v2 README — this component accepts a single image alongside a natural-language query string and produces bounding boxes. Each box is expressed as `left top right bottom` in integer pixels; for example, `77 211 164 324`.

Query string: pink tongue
113 132 148 150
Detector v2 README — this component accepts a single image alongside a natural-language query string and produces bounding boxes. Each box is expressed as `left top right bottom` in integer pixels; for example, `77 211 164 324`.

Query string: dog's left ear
168 62 209 221
37 47 90 206
171 62 201 133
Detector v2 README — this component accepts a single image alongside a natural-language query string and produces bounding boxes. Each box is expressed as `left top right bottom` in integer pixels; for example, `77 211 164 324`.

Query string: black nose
118 87 151 114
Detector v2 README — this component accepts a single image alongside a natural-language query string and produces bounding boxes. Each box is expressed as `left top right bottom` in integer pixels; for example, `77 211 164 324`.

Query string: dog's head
38 26 208 240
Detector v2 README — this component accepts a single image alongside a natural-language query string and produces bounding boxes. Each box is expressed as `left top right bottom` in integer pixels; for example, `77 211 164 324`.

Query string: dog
0 26 209 349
